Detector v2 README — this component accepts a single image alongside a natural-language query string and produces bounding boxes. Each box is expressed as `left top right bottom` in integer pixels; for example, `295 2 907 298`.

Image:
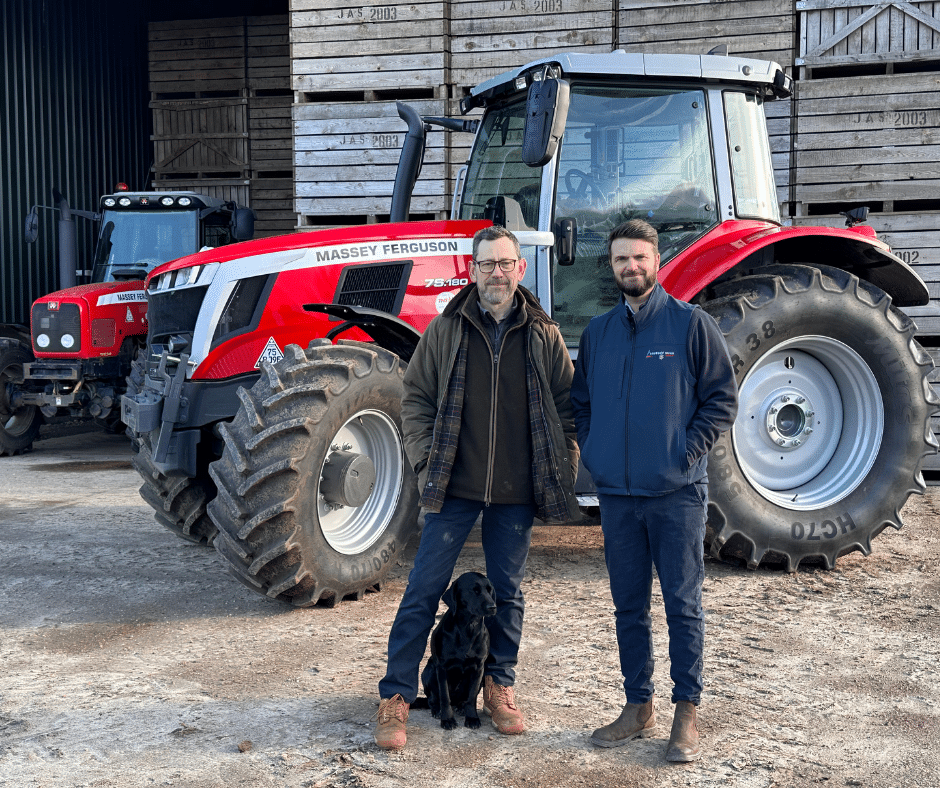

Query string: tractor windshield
552 84 719 344
92 210 199 282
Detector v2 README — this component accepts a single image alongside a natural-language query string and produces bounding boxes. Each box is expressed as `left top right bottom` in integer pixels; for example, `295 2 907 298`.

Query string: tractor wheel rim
732 336 883 510
317 409 404 555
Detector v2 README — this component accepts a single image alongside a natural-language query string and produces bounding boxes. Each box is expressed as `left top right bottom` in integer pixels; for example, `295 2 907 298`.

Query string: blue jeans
378 495 536 702
598 484 707 705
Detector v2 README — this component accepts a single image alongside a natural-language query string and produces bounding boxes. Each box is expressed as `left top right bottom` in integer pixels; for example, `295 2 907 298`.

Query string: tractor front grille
31 302 82 353
334 261 412 316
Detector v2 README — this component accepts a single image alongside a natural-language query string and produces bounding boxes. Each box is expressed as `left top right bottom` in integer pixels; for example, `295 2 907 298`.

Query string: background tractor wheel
0 338 42 457
208 339 420 607
704 264 938 570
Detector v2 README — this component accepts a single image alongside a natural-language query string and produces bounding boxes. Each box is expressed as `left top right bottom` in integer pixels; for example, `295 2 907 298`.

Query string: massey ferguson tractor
122 50 938 607
0 189 253 455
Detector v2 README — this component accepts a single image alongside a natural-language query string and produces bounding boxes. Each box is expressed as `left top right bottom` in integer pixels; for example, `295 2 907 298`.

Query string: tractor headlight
36 333 50 348
60 333 75 349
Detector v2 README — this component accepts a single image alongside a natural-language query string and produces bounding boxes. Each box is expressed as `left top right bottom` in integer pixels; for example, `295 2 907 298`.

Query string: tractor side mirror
522 69 570 167
555 218 577 266
24 206 39 244
231 208 255 241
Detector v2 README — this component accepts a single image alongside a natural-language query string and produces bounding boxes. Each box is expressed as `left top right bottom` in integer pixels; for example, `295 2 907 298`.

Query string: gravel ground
1 430 938 788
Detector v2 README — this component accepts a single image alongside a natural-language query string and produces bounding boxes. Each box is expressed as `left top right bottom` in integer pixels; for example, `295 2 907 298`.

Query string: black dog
418 571 497 730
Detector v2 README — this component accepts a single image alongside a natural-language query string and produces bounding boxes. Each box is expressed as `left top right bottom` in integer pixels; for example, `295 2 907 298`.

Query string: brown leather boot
665 701 701 762
590 697 656 747
374 694 410 750
482 675 525 734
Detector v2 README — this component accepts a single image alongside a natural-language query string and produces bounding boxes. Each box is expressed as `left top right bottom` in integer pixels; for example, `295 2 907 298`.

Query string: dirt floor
1 429 938 788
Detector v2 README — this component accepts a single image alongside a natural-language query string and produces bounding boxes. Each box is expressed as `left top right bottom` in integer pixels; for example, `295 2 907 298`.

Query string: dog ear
442 584 456 609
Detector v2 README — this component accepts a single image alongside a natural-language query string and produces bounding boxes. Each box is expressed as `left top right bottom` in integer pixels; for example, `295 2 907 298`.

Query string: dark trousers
378 495 536 702
598 484 707 705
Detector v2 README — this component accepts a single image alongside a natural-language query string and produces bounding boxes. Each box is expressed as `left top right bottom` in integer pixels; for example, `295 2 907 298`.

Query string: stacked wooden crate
148 16 293 236
618 0 797 219
790 0 940 464
291 0 449 226
248 16 295 236
789 2 940 306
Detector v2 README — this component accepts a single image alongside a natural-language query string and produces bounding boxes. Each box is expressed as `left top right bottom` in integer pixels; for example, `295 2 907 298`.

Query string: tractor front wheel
208 339 420 607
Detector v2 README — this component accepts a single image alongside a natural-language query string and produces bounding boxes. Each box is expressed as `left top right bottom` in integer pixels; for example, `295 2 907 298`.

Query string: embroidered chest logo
646 350 675 361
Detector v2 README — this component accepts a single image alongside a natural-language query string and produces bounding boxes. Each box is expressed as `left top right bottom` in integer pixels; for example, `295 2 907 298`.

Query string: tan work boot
374 694 410 750
590 697 656 747
482 675 525 734
665 701 701 762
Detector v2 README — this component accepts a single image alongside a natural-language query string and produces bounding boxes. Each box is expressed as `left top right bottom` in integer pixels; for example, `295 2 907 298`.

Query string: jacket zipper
624 312 637 492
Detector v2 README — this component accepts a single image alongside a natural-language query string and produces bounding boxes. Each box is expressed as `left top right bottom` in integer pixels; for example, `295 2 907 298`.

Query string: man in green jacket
374 225 580 750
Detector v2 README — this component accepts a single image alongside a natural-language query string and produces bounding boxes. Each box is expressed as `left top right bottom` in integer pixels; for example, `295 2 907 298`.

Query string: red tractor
123 51 937 606
0 189 253 455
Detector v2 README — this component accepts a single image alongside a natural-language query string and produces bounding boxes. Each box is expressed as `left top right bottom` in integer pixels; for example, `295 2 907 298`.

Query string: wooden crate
248 15 290 92
765 97 794 212
450 0 614 91
791 72 940 213
797 0 940 75
294 99 450 217
291 0 447 97
148 17 249 98
151 98 250 179
618 0 795 66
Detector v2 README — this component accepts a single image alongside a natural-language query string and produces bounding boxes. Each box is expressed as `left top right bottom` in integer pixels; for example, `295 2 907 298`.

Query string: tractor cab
92 191 253 283
451 51 787 343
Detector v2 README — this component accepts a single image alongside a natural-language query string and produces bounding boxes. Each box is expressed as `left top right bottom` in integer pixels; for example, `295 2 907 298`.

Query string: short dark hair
608 219 659 259
473 225 522 260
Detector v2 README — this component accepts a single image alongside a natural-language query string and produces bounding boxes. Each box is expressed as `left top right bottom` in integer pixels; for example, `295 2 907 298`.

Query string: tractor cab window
459 98 542 233
458 98 542 294
92 210 199 283
724 91 780 222
202 210 235 248
552 85 719 345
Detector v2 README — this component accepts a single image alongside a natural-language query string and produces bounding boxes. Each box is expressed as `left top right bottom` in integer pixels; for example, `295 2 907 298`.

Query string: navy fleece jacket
570 283 738 496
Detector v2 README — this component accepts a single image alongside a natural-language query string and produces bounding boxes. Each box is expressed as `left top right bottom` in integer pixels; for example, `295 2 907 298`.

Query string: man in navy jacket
570 219 737 762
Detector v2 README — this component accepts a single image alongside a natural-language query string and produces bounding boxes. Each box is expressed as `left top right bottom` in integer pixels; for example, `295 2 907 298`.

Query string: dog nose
485 604 497 616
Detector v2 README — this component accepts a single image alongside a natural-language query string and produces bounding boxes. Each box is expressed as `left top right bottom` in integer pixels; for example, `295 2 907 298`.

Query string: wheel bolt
776 438 786 445
796 396 805 404
805 427 813 434
770 407 778 414
781 396 790 403
793 440 802 446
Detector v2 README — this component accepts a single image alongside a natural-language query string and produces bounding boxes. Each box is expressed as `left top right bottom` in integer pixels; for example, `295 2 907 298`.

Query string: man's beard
478 278 516 306
616 269 657 298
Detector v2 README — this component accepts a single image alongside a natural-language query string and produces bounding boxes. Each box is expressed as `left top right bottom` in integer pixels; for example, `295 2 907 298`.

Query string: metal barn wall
0 1 150 328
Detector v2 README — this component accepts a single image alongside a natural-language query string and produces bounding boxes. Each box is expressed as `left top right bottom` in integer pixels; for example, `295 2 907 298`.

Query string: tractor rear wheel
704 264 938 570
208 339 420 607
0 339 42 457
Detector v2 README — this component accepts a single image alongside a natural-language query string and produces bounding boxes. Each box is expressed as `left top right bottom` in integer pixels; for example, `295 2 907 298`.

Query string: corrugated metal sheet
0 0 150 328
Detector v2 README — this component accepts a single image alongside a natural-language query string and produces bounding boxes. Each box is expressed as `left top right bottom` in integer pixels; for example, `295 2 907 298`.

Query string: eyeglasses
473 258 518 273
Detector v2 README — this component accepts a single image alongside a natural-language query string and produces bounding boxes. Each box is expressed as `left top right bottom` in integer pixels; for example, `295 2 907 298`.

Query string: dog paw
464 717 482 729
441 717 458 730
